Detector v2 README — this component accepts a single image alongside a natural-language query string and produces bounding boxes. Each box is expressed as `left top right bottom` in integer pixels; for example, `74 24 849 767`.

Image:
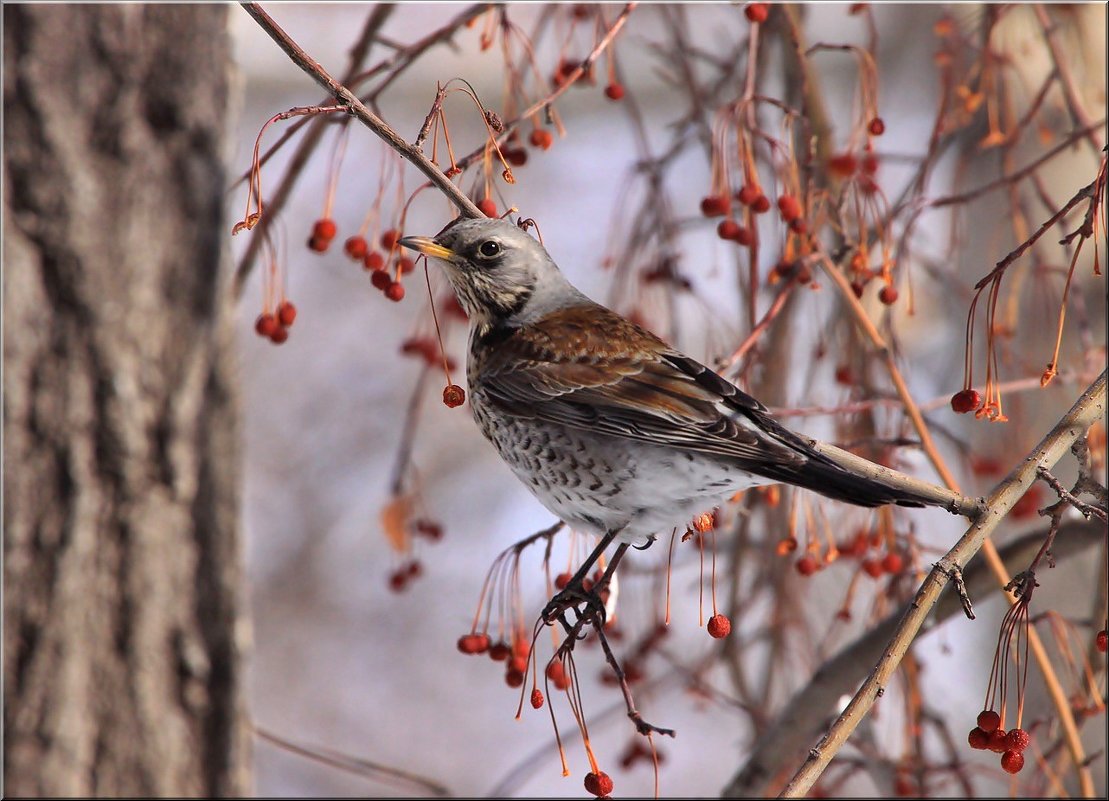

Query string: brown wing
475 302 806 466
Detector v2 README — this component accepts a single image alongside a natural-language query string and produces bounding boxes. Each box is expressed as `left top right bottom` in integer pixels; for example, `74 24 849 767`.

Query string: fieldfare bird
400 218 957 620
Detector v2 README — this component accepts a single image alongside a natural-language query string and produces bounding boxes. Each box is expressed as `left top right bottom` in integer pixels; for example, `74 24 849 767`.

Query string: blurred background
228 4 1106 797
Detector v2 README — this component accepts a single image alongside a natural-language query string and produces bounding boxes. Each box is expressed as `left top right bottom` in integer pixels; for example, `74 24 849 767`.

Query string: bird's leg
593 618 676 740
542 531 628 632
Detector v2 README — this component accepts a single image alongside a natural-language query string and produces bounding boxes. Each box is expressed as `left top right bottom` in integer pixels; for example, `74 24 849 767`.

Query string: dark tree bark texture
3 5 248 796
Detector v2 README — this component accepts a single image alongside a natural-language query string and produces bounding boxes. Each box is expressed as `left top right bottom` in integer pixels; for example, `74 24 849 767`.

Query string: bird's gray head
399 218 578 330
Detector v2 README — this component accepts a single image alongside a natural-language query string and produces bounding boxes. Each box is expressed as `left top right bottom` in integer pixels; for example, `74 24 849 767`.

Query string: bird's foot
541 578 610 636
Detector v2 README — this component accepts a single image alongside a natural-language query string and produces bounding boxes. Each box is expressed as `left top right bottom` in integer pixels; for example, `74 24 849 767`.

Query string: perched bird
400 218 960 609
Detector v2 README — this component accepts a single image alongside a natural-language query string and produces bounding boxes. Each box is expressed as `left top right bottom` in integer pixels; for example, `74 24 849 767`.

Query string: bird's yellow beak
398 236 454 261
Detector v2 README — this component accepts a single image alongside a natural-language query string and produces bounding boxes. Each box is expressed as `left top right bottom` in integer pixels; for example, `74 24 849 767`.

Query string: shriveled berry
384 281 405 302
777 194 803 222
977 710 1001 733
604 82 625 100
443 384 466 408
255 313 278 338
707 613 731 639
457 632 490 654
951 389 982 414
1000 749 1024 774
364 250 385 271
584 771 614 798
344 235 368 259
380 229 401 250
868 117 886 136
276 300 297 327
881 552 904 574
744 3 769 23
967 727 989 750
312 218 337 240
795 554 818 576
1004 728 1030 753
370 270 392 291
530 688 544 709
477 197 497 217
529 128 553 150
700 195 730 217
879 285 899 305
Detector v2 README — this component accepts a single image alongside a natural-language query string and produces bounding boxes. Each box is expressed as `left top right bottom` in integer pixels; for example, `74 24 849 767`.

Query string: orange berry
370 270 392 291
312 218 336 240
344 235 368 260
707 613 731 639
967 727 989 750
529 128 553 150
951 389 981 414
744 3 769 23
443 384 466 408
604 82 625 100
977 710 1001 733
584 771 614 798
276 300 297 327
868 117 886 136
477 197 497 217
776 536 799 555
700 194 730 217
879 285 899 305
1000 750 1024 774
364 250 385 271
530 688 544 709
255 313 278 338
380 228 401 250
795 554 818 576
384 281 405 302
777 194 803 222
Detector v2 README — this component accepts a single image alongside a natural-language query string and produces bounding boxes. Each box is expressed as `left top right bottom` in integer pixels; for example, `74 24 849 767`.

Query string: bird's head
399 218 579 330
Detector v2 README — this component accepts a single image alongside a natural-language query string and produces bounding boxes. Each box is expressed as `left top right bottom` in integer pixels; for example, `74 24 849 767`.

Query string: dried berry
584 771 614 798
951 389 982 414
443 384 466 408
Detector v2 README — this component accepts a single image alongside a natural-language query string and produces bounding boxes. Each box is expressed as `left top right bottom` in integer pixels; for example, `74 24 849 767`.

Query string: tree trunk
3 4 248 795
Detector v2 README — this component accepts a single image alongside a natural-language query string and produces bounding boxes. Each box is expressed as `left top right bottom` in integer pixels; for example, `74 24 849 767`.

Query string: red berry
1000 749 1025 774
384 281 405 302
717 219 743 241
370 270 392 291
951 388 982 414
977 710 1001 733
1097 629 1108 652
968 727 989 750
255 313 278 338
604 82 625 100
344 235 368 259
879 285 899 305
850 279 866 298
530 688 544 709
987 728 1009 753
828 152 858 177
736 184 760 206
789 218 808 235
269 325 288 345
1005 728 1030 752
529 128 553 150
862 558 883 578
751 193 771 213
504 147 528 167
364 250 385 271
414 519 443 541
745 3 769 23
862 153 879 174
307 236 329 253
504 668 524 688
488 642 510 662
868 117 886 136
443 384 466 408
457 633 490 654
795 554 818 576
397 257 416 274
555 571 572 590
881 552 904 574
477 197 497 217
700 194 730 217
584 771 614 798
380 229 401 250
707 613 731 639
276 300 297 327
834 365 854 386
546 660 569 690
312 218 337 240
388 569 407 592
777 194 803 222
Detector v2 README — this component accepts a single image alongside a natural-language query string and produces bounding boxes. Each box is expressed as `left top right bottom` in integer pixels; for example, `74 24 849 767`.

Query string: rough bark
3 4 248 796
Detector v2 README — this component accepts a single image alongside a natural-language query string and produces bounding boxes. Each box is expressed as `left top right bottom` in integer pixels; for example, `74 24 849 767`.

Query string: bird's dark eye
477 240 501 258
